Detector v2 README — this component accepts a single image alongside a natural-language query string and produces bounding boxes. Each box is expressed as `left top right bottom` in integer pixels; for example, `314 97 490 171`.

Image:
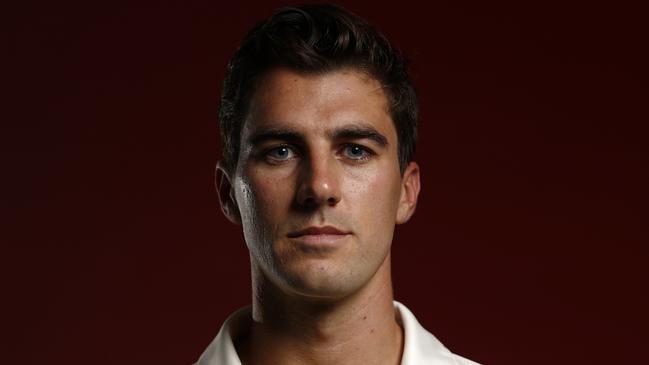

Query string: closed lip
287 226 350 238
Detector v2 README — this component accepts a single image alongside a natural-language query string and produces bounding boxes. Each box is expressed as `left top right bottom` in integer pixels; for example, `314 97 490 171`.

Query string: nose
295 154 342 208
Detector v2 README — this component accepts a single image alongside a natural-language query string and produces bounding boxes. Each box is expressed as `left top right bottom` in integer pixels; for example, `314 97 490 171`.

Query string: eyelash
262 144 375 163
341 144 374 160
263 145 298 162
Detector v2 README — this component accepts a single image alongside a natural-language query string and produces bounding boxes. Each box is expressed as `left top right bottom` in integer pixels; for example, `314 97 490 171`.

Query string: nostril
297 193 316 207
295 165 341 207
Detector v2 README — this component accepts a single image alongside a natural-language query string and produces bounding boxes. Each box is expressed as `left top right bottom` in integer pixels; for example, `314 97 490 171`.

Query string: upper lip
287 226 349 238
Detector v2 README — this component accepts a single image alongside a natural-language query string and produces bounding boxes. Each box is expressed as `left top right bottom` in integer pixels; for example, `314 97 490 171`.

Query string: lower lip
289 234 349 246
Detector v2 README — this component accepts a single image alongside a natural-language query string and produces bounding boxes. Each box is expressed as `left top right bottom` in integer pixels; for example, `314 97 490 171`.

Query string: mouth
287 226 351 246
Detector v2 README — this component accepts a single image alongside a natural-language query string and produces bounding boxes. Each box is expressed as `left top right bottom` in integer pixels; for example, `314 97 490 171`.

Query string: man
196 4 480 365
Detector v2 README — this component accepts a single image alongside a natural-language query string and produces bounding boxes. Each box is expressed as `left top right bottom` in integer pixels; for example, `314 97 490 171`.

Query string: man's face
220 68 419 299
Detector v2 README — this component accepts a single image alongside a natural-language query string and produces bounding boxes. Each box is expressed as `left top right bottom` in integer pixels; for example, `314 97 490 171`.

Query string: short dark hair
219 4 417 174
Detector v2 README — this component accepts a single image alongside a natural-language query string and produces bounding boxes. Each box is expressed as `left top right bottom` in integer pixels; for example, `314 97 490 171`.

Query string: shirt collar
195 301 477 365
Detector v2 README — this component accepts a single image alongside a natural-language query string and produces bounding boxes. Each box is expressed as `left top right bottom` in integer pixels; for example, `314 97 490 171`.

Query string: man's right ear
215 162 242 225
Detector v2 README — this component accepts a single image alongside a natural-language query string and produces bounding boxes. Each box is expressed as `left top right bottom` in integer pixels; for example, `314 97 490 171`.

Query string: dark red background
5 0 648 364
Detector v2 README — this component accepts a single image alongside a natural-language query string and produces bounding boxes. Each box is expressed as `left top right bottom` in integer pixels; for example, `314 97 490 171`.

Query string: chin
276 264 367 300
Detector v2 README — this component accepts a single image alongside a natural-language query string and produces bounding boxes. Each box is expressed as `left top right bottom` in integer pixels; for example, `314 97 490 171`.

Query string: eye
341 145 373 160
265 146 297 162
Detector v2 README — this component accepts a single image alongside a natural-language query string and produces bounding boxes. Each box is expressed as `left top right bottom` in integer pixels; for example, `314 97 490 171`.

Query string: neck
236 254 403 365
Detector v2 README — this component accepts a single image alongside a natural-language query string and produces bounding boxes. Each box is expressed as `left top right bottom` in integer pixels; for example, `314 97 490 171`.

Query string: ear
215 162 242 225
396 161 421 224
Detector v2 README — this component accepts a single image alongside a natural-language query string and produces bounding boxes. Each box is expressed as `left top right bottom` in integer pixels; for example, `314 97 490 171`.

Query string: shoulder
395 301 482 365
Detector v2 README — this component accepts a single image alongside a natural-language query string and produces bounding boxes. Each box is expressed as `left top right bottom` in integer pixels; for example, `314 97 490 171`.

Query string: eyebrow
248 128 303 146
328 125 389 147
248 124 389 148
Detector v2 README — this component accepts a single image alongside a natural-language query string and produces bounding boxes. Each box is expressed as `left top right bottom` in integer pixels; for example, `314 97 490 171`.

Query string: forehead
242 68 396 141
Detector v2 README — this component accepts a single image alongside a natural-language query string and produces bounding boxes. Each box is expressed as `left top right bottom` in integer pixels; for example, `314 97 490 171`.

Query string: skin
216 67 421 365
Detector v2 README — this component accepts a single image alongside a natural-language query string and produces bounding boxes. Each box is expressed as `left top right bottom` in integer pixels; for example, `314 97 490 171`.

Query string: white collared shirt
195 301 481 365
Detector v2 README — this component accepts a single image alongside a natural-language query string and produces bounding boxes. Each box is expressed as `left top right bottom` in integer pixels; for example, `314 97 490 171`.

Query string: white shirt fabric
195 301 481 365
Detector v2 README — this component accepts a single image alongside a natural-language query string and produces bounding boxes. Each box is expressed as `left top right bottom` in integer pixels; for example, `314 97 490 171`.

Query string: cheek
235 171 294 257
346 168 402 226
237 167 294 224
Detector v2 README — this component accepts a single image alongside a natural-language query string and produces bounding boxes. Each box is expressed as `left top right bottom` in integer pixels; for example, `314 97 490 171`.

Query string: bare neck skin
235 253 403 365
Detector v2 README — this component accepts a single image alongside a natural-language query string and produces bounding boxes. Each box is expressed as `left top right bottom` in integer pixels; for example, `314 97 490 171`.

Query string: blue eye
342 145 372 160
265 146 296 161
